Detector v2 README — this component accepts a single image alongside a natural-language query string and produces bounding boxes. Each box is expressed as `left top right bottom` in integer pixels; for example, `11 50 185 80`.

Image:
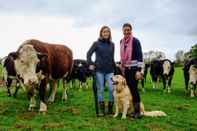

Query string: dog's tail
143 111 167 117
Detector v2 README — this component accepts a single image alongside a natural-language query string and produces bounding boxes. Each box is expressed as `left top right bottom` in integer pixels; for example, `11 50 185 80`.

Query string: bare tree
143 50 166 63
175 50 185 63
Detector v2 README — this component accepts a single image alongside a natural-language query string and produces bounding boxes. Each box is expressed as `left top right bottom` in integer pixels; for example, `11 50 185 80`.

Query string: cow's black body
143 63 150 83
66 59 93 88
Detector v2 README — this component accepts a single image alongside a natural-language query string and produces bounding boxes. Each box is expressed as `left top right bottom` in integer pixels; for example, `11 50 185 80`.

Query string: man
120 23 143 119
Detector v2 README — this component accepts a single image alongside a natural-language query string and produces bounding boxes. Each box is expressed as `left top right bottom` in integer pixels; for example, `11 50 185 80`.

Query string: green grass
0 67 197 131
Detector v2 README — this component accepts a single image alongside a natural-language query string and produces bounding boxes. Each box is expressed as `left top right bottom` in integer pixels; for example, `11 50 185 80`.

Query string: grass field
0 67 197 131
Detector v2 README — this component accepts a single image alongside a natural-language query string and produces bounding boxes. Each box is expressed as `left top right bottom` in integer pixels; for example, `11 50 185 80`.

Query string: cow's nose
190 81 196 85
28 79 37 86
163 73 168 77
28 80 33 85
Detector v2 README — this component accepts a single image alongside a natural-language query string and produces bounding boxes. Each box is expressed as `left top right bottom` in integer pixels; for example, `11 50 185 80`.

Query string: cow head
189 65 197 85
14 44 46 89
162 60 171 76
74 62 87 82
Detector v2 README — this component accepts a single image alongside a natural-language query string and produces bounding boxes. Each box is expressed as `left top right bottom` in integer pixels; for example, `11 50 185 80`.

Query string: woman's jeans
96 72 113 102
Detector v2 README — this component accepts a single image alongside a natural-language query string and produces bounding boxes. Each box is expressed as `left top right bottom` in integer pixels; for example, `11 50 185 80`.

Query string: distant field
0 67 197 131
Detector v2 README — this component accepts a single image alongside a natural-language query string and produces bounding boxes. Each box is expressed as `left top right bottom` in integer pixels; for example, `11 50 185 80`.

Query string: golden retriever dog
112 75 166 119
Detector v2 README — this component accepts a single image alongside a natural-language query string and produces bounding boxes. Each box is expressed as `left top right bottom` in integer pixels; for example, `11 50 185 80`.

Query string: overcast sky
0 0 196 60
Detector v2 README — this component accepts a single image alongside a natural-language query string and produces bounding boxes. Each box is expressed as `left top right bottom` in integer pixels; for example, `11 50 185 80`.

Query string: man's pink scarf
120 34 133 74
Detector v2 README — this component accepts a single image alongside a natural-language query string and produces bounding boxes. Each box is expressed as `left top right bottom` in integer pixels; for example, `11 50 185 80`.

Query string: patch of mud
109 124 128 131
175 104 191 111
41 123 64 129
65 107 80 116
14 124 32 130
17 112 37 120
144 123 166 131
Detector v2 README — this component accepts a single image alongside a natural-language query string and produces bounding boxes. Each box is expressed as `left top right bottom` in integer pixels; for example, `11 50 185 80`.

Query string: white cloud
0 0 196 61
0 14 123 60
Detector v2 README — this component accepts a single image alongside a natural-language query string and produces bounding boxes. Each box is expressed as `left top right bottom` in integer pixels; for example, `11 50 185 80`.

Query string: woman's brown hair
99 26 112 42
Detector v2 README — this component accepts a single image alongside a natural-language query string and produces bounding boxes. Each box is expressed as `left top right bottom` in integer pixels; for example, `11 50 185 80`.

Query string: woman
120 23 143 119
87 26 115 116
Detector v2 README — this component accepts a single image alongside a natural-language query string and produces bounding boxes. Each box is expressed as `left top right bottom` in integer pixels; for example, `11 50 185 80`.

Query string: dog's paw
113 113 118 118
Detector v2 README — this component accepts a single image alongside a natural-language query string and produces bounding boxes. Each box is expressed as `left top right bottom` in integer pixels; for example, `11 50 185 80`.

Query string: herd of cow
0 39 197 113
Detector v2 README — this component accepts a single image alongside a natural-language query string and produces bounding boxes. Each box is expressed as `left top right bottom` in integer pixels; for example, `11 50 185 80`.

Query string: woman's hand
89 65 96 71
135 71 143 80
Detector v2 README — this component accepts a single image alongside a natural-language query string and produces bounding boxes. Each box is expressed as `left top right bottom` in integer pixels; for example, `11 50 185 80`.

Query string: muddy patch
14 124 32 130
144 123 166 131
41 123 64 130
0 106 9 115
175 104 191 111
17 112 37 120
109 124 128 131
65 107 80 116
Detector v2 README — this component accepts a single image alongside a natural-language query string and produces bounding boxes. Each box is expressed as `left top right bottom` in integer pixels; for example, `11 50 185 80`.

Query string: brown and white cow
13 39 73 112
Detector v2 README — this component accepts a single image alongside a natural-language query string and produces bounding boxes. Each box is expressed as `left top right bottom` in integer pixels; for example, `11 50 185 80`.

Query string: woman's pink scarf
120 34 133 74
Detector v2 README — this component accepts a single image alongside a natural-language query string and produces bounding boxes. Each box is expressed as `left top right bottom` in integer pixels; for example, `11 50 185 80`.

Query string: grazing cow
13 39 73 112
150 59 175 92
1 52 20 97
183 59 197 97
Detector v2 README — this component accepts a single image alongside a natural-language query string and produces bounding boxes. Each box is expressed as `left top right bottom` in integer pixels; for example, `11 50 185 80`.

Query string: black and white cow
139 63 150 92
150 59 175 93
67 59 93 89
183 59 197 97
1 52 21 97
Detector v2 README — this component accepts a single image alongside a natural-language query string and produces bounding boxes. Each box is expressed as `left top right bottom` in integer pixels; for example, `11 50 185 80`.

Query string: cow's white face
163 61 171 76
14 44 40 87
189 65 197 85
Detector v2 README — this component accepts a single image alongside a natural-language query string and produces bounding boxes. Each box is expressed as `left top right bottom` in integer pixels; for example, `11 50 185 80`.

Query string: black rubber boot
108 101 113 115
131 103 142 119
98 101 105 117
